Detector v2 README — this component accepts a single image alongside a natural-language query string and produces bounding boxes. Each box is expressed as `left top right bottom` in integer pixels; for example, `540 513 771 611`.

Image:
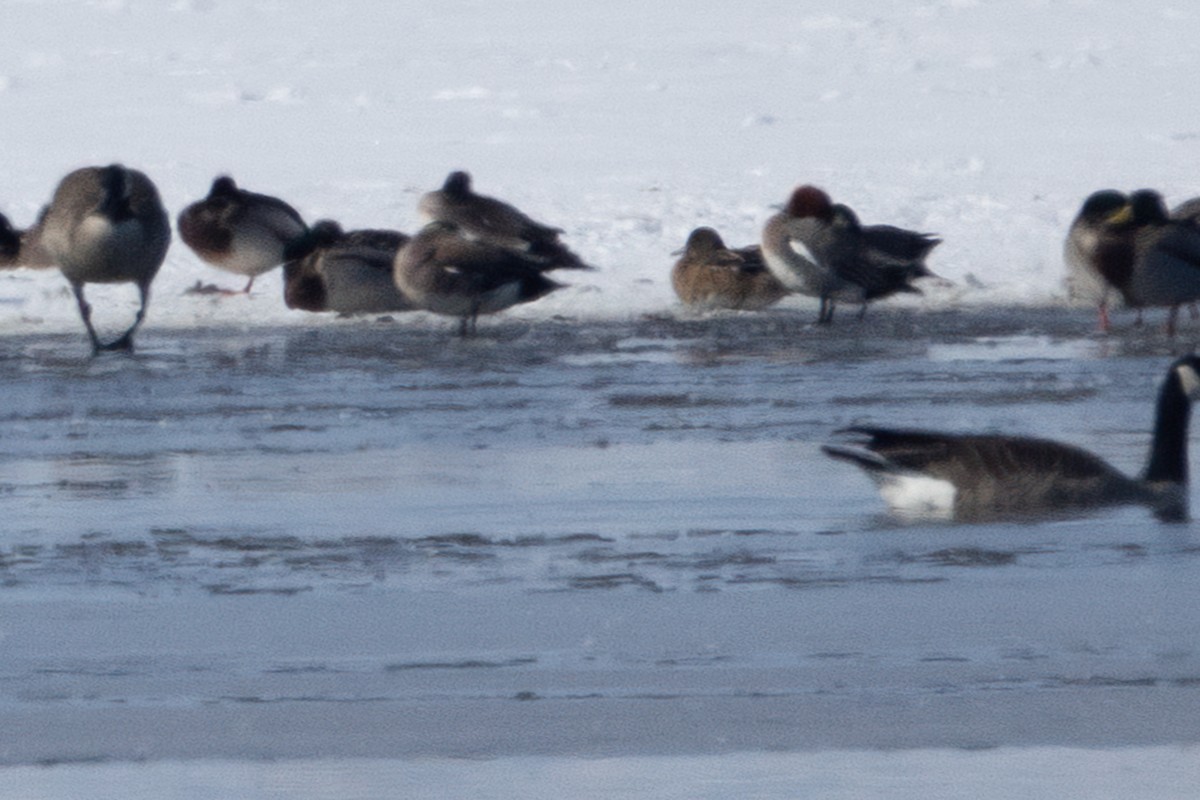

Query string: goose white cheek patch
1177 363 1200 399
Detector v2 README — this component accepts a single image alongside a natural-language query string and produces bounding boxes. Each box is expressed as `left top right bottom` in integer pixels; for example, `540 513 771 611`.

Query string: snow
2 0 1199 335
2 1 1200 797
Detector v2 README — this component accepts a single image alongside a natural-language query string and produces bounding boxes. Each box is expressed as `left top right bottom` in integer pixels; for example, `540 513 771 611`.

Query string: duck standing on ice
761 185 937 323
418 170 593 272
177 175 309 294
1064 189 1136 331
393 220 563 336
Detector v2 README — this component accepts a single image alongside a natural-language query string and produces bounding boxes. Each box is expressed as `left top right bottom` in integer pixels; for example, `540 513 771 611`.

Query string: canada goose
823 354 1200 522
671 227 788 311
0 208 54 269
38 164 171 353
1064 189 1136 331
761 185 931 323
418 170 593 271
282 220 413 314
393 220 563 336
177 175 308 293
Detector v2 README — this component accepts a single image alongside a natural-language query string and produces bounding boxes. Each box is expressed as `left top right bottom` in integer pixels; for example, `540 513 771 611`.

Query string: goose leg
71 283 104 354
98 282 150 353
1166 305 1180 338
1097 301 1110 333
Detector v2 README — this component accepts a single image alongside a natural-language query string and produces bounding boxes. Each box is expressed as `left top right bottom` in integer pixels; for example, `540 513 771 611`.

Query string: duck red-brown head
785 185 834 222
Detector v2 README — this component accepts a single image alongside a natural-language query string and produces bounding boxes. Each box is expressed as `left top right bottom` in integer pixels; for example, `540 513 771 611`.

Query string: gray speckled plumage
418 171 592 271
761 186 933 323
393 220 563 335
283 220 413 314
38 164 171 353
1123 190 1200 333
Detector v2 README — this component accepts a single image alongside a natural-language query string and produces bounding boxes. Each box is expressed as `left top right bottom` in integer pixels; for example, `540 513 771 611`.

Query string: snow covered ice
2 1 1200 798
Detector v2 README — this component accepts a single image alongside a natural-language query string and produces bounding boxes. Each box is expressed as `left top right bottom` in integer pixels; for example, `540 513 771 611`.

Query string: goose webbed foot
95 331 136 353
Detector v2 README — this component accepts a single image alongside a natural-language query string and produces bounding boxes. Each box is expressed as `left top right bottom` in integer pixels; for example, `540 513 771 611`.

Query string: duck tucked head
830 203 862 233
1130 189 1171 225
443 171 472 197
1078 189 1130 225
785 185 834 222
209 175 240 199
283 219 344 262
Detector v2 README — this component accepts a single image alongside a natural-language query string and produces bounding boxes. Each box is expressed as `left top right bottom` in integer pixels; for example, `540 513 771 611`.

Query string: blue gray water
1 307 1199 764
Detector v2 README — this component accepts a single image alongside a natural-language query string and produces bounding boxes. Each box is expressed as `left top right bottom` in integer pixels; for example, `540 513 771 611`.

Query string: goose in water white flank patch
824 354 1200 522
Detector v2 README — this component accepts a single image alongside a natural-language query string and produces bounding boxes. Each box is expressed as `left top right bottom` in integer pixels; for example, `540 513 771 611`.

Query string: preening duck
393 220 564 336
177 175 308 293
418 170 593 271
671 227 788 311
1064 189 1136 331
38 164 171 353
761 185 933 323
823 354 1200 522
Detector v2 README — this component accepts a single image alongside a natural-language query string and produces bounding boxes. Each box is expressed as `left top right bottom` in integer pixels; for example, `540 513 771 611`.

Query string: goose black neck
1143 369 1193 484
97 165 134 222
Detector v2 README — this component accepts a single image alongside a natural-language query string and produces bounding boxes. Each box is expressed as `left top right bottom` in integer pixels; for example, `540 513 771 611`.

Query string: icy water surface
1 307 1200 766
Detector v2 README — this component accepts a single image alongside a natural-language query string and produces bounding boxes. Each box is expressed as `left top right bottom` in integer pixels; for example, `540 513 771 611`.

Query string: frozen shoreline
5 2 1200 796
7 748 1200 800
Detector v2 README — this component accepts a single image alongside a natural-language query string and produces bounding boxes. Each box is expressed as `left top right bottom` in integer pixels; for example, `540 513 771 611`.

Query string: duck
393 220 563 336
761 185 931 323
671 227 788 311
282 220 414 314
177 175 308 293
1064 189 1136 331
823 354 1200 522
1170 196 1200 225
829 203 940 315
38 164 171 353
1122 189 1200 335
417 170 593 271
0 212 19 265
0 208 53 269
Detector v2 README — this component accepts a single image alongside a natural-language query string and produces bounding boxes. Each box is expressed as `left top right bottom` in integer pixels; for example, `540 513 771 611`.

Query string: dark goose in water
824 354 1200 522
